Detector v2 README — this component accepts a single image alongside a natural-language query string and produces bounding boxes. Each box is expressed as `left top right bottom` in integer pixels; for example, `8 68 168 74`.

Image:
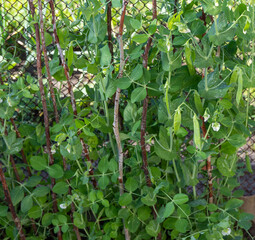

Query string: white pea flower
222 228 231 236
243 29 247 35
203 112 210 122
212 122 221 132
215 1 219 6
0 99 3 104
51 148 56 154
59 203 67 209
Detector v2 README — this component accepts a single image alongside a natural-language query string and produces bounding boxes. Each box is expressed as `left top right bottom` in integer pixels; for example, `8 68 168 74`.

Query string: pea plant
0 0 255 239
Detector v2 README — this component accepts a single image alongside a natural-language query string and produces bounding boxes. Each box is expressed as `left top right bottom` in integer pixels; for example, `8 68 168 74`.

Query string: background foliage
0 0 255 239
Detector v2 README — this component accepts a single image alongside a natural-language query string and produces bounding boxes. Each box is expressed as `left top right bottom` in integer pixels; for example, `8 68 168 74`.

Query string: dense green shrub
0 0 255 239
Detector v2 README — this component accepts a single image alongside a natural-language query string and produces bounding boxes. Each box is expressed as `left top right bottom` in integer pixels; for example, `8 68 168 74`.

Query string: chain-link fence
1 0 255 197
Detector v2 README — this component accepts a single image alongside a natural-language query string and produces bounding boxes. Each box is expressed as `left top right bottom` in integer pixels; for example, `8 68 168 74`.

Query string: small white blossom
203 112 210 122
51 148 56 154
222 228 231 236
0 99 3 104
59 203 67 209
215 1 219 6
212 122 221 132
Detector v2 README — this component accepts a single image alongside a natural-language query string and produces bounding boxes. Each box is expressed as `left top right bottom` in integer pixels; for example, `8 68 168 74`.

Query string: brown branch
38 0 59 124
107 0 113 63
28 1 61 239
10 118 32 176
48 0 96 188
113 1 130 239
141 1 161 239
0 163 26 240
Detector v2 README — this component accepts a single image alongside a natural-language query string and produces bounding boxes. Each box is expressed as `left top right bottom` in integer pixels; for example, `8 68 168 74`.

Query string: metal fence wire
0 0 255 196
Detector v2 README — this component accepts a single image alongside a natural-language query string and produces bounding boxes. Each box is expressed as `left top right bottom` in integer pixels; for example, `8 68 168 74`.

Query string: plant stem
0 162 26 240
113 1 130 239
28 1 61 239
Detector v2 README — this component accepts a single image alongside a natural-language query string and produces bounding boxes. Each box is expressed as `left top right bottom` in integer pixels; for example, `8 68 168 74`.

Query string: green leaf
67 45 73 68
114 77 132 89
131 87 147 103
225 198 243 210
48 164 64 179
173 194 189 205
42 213 54 226
28 206 42 219
130 64 143 81
133 34 149 43
33 186 50 197
175 218 188 233
0 205 8 217
11 186 24 206
118 193 132 206
127 215 140 233
98 175 110 189
217 155 236 177
44 32 53 46
141 193 157 206
137 206 151 221
98 156 109 173
53 182 69 194
30 156 47 171
125 177 138 192
198 70 229 100
228 134 246 148
74 56 87 69
146 220 161 237
163 202 175 218
207 13 236 45
130 19 142 29
21 196 33 213
100 45 111 67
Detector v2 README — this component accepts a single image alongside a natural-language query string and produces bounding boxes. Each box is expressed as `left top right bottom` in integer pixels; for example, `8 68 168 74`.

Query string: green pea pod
229 67 239 85
236 69 243 105
174 107 181 134
185 44 195 75
245 155 253 173
193 114 201 150
194 90 204 116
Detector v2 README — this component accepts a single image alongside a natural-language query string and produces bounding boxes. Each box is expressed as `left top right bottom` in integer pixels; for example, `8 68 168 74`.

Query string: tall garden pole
27 0 62 239
113 0 130 239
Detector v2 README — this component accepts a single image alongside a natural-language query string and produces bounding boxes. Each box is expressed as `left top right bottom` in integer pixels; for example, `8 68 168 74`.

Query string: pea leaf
48 164 64 179
228 134 246 148
21 196 33 213
132 34 149 43
125 177 138 192
119 193 132 206
131 87 147 103
130 19 142 29
100 45 111 67
146 220 161 237
52 182 69 194
30 156 47 171
173 194 189 205
163 202 175 218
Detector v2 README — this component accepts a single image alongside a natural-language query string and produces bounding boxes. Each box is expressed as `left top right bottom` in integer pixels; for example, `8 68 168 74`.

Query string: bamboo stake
140 1 161 239
27 1 62 239
37 1 81 238
113 1 130 239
